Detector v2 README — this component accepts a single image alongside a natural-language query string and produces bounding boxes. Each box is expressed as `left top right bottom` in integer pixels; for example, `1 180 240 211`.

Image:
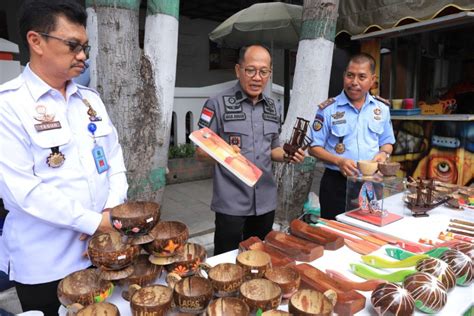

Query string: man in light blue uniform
309 53 395 219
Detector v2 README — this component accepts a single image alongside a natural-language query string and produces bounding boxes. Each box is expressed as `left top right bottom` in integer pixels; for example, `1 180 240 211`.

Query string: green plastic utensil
385 247 450 260
350 263 416 282
361 254 428 268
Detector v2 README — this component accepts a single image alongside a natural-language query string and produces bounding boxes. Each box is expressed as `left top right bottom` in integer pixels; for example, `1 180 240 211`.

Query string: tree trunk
275 0 340 226
86 0 179 203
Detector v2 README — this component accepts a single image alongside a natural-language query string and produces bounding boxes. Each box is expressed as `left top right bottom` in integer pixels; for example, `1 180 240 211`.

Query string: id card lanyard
84 99 109 174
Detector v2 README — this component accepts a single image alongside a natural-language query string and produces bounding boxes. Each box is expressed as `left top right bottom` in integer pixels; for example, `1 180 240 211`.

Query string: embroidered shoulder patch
318 98 335 110
373 95 390 106
198 107 215 127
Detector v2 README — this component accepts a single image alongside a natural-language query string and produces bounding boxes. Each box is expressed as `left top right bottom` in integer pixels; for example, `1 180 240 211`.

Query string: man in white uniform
0 0 128 314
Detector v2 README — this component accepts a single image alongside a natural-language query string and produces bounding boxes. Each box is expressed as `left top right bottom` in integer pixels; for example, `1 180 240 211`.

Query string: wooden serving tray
290 219 344 250
239 236 295 267
294 263 366 316
265 231 323 262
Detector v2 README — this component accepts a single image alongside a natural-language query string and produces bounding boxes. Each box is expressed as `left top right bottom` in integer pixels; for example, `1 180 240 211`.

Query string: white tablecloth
337 192 474 243
60 194 474 315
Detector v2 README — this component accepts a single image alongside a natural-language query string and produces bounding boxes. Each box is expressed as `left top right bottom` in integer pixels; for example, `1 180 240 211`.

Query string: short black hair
347 53 376 74
238 45 272 65
18 0 87 47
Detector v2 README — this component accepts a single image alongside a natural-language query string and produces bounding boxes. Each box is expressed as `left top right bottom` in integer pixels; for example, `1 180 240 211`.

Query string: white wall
0 38 20 85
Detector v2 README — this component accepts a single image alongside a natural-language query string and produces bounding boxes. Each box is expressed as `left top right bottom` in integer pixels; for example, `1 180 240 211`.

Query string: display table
59 220 473 315
337 192 474 243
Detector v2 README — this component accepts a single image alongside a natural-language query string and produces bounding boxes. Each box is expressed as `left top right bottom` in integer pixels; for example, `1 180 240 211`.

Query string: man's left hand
289 148 306 164
373 151 388 163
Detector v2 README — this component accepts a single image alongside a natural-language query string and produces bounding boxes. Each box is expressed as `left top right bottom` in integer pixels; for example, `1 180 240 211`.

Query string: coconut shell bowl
120 254 163 301
357 160 379 177
145 220 189 258
110 201 160 245
57 268 114 308
378 162 401 177
148 243 207 277
88 231 140 280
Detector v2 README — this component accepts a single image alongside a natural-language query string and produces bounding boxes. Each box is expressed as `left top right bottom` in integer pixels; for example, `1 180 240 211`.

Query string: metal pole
284 49 291 120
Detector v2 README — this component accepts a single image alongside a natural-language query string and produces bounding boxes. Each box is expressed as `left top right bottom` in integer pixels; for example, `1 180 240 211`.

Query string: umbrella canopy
209 2 302 49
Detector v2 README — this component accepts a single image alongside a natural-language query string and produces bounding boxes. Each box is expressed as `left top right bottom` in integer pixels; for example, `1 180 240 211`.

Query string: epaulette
0 76 23 93
318 98 335 110
373 95 390 106
76 84 100 96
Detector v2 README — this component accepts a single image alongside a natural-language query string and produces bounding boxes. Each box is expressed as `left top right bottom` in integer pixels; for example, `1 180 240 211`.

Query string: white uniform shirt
0 65 128 284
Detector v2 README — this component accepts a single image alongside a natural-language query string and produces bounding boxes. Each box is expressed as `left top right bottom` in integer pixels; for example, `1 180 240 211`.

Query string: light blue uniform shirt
310 91 395 171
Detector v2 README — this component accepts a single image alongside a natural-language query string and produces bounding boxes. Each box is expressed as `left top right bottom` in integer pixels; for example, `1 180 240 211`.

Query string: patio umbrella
209 2 302 49
209 2 303 117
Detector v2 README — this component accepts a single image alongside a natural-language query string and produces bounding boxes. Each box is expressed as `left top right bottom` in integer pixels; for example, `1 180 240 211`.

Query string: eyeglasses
39 32 90 56
242 67 272 78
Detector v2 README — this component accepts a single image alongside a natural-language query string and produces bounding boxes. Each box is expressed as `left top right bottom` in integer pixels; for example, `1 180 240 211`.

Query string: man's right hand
338 158 358 177
96 210 115 234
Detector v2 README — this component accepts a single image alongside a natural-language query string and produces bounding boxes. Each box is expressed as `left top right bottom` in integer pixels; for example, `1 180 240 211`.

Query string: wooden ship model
405 178 450 217
283 117 312 157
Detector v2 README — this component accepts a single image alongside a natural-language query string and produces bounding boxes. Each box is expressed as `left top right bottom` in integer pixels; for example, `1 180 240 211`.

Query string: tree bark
275 0 340 226
86 0 179 203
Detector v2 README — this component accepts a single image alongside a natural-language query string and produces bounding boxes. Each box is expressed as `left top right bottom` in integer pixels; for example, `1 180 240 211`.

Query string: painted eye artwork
428 155 457 184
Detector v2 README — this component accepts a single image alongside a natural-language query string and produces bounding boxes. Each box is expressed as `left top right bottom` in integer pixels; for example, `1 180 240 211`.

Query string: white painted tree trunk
142 13 179 199
86 1 179 203
275 0 340 225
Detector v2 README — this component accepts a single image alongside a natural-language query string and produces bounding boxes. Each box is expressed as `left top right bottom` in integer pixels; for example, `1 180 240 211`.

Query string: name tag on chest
92 145 109 174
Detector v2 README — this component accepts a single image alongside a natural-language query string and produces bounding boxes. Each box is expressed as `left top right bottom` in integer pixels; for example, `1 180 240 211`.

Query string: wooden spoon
325 269 387 291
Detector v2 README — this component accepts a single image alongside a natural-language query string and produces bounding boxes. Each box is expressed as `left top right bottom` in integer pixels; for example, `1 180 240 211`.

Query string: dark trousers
214 211 275 255
319 168 347 220
15 279 61 316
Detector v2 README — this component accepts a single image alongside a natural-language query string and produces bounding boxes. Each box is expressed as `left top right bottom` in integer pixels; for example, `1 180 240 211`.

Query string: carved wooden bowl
87 231 140 280
68 302 119 316
261 310 291 316
145 221 189 257
170 275 214 314
206 297 250 316
120 254 162 301
378 162 400 176
57 269 114 307
289 289 336 316
264 266 300 299
357 160 378 176
239 278 281 313
236 250 272 279
162 243 207 277
199 262 245 297
130 284 173 316
110 201 160 244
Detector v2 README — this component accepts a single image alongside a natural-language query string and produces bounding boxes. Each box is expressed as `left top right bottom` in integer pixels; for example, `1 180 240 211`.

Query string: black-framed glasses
242 67 272 78
39 32 90 56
